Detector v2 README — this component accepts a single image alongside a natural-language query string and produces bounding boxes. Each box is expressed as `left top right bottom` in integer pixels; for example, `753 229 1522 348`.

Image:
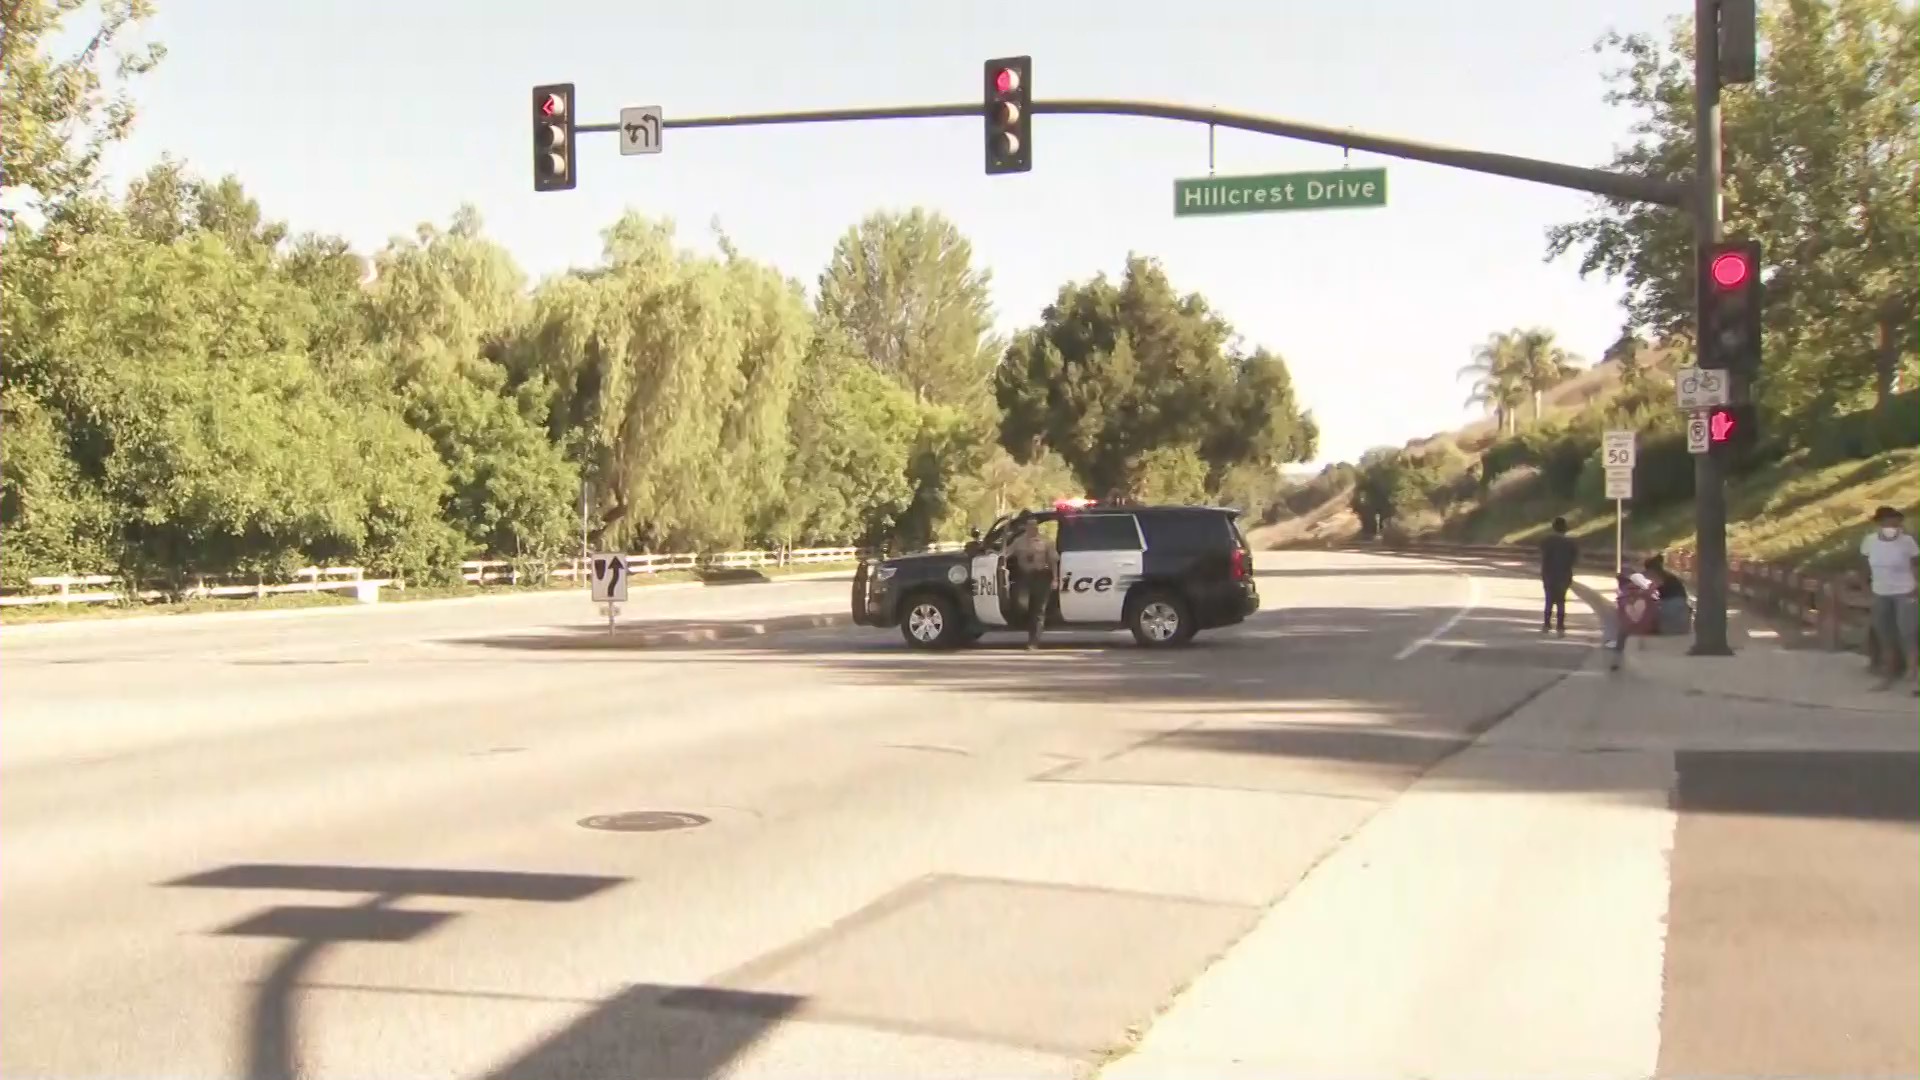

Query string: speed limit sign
1603 430 1637 468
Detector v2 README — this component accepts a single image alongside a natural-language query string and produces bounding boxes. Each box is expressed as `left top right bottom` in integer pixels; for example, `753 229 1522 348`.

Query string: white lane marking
1393 573 1480 660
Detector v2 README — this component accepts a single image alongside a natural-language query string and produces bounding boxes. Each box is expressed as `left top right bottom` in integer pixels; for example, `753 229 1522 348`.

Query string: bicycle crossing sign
588 553 629 603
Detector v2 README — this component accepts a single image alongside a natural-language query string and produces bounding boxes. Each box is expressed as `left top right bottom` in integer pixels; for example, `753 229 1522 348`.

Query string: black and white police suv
850 499 1259 650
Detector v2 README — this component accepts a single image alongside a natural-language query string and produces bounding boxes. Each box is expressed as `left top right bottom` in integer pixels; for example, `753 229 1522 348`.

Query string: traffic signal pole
575 100 1689 208
1690 0 1733 656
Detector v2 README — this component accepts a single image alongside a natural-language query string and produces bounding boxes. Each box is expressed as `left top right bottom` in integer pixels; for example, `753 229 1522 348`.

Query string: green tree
1512 327 1580 422
512 212 807 552
2 213 456 586
814 208 1000 410
776 329 921 546
0 0 165 229
1546 0 1918 424
1459 331 1527 434
1124 445 1212 505
997 256 1317 500
362 207 580 566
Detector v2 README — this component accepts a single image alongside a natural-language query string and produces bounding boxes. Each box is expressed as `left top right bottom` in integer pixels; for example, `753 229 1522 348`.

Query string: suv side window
1057 513 1143 552
1140 513 1233 552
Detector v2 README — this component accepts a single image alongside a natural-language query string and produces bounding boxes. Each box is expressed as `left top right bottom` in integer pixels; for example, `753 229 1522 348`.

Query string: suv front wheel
899 591 964 650
1128 590 1196 648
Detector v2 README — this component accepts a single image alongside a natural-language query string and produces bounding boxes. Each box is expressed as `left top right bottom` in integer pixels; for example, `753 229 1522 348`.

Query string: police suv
850 500 1259 650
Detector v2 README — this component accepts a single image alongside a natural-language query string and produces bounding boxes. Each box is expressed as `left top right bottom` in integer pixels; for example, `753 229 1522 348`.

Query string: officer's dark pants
1543 580 1569 632
1021 570 1052 645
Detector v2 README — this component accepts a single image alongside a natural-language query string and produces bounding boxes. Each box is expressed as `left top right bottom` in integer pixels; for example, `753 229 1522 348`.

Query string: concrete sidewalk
1580 568 1915 718
1098 571 1917 1080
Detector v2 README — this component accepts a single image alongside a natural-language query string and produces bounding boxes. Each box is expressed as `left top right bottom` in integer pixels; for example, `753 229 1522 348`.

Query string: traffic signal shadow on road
158 864 812 1080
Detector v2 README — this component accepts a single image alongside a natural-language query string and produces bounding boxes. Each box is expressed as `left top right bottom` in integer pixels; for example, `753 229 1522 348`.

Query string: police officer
1008 513 1057 649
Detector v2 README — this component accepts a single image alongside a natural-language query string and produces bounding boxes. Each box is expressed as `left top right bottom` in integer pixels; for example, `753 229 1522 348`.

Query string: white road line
1393 573 1480 660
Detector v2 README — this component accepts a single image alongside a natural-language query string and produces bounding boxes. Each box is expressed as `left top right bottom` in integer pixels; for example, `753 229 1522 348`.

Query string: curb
563 612 851 650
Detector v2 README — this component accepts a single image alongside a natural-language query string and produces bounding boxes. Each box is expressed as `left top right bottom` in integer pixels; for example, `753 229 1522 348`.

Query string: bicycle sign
1675 366 1731 410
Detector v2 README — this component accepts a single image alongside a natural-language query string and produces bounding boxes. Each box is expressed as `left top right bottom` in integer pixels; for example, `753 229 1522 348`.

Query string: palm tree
1458 331 1527 435
1512 327 1580 423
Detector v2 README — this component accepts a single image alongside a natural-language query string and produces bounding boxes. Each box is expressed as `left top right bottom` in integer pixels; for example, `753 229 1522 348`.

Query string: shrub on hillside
1806 391 1920 466
1383 508 1444 544
1487 464 1544 503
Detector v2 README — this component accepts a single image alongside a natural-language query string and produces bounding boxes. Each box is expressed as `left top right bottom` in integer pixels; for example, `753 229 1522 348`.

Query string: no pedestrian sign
1174 168 1387 217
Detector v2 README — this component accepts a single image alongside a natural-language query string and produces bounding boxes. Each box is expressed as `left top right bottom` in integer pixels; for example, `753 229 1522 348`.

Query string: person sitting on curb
1642 554 1691 636
1860 505 1919 695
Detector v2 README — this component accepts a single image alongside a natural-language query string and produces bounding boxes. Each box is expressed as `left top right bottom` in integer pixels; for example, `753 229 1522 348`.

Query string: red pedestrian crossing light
1706 404 1757 455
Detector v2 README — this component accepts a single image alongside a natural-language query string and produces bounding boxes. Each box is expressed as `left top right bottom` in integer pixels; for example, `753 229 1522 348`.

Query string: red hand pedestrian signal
1708 408 1736 442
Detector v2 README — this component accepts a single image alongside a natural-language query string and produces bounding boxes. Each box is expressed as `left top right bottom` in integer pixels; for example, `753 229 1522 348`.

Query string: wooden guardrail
1345 538 1875 652
0 567 390 609
1 545 881 609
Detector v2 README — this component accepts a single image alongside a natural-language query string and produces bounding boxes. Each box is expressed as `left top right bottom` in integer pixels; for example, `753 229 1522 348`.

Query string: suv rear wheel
1128 589 1196 648
899 591 963 650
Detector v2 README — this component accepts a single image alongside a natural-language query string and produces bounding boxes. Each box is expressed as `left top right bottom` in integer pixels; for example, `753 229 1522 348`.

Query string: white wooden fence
0 545 872 609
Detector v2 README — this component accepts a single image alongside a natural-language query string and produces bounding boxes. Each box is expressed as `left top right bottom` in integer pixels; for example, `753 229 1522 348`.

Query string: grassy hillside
1445 447 1918 573
1294 351 1918 574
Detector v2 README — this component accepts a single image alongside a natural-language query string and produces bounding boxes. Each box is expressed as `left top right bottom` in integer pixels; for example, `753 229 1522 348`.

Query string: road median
472 612 851 651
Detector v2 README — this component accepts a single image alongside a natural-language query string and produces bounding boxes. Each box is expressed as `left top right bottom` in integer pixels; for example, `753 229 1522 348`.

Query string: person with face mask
1860 506 1919 694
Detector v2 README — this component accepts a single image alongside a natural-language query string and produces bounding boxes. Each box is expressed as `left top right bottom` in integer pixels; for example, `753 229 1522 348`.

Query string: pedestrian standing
1009 515 1058 650
1860 506 1919 694
1538 517 1579 637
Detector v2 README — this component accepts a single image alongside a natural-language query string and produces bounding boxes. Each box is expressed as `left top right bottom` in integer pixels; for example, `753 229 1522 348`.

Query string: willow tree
513 213 809 551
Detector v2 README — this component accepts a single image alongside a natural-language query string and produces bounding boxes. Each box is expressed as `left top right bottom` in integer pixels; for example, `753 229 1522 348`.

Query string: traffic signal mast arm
574 98 1689 208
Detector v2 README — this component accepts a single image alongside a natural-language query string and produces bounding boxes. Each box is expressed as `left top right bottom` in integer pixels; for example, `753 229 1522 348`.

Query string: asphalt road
0 552 1626 1079
0 549 1589 1076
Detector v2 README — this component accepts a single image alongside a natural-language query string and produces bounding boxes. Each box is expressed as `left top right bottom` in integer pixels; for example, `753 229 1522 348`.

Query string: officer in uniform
1008 514 1058 649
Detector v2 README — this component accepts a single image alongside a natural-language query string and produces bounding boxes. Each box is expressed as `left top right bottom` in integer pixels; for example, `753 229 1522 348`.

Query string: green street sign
1174 167 1388 217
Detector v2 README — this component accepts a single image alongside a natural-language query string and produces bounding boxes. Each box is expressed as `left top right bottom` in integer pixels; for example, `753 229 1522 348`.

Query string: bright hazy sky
100 0 1689 467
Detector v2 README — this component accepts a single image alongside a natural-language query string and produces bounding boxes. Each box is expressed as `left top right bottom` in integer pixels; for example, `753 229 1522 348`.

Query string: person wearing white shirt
1859 505 1919 694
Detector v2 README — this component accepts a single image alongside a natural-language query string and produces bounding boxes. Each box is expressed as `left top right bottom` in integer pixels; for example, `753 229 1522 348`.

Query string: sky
97 0 1691 468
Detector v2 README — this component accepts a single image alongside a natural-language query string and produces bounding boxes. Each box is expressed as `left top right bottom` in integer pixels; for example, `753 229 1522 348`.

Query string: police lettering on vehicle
1059 572 1114 593
977 572 1114 595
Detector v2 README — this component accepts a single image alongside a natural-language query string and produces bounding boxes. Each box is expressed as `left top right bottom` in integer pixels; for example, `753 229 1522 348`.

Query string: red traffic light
994 67 1019 96
1709 250 1751 290
540 93 566 118
1708 408 1737 442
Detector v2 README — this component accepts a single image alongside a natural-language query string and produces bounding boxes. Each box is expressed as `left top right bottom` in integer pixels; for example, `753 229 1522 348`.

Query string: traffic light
1719 0 1757 85
983 56 1032 175
1706 403 1758 455
1700 238 1762 374
532 83 577 192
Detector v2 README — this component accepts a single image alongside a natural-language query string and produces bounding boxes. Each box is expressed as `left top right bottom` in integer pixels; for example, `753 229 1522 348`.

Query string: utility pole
1690 0 1733 656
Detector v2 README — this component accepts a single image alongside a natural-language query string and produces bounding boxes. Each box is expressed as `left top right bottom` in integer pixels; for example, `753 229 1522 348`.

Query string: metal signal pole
1691 0 1733 656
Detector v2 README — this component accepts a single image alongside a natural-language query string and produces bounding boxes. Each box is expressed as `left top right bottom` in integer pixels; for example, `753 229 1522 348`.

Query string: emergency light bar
1053 497 1097 511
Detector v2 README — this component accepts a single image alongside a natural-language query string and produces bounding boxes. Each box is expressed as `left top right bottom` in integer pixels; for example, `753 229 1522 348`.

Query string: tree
1546 0 1918 422
996 256 1317 500
0 0 166 229
776 329 921 546
814 208 1000 409
1602 330 1650 388
2 214 456 586
363 207 579 566
511 212 807 552
1459 331 1527 434
1512 327 1580 421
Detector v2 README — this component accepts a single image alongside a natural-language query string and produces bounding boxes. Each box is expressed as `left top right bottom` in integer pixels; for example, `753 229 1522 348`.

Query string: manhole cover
578 811 711 833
